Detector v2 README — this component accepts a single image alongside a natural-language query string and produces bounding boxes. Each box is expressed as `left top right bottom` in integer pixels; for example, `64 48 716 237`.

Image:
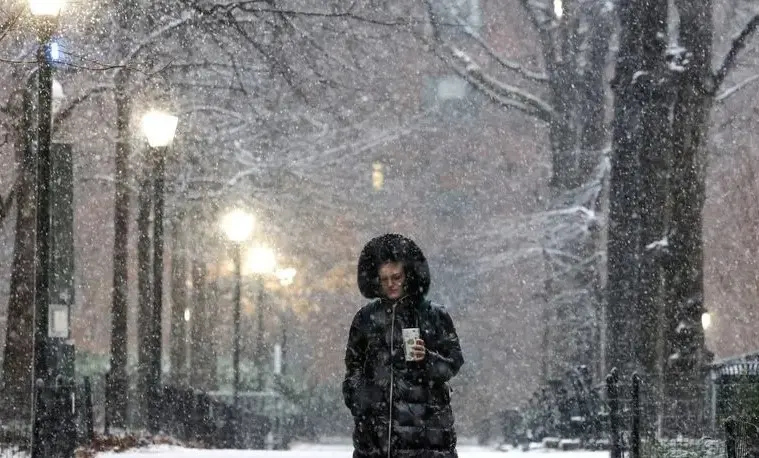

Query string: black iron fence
725 417 759 458
155 385 275 449
14 365 759 457
0 378 287 455
605 368 740 458
0 377 94 457
481 366 610 450
480 362 759 458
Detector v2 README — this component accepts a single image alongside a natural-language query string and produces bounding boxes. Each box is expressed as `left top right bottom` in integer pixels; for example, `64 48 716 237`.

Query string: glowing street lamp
221 209 255 243
29 0 64 17
221 209 255 415
29 0 67 455
246 245 277 390
245 245 276 275
141 109 178 434
141 110 179 148
702 312 712 331
29 0 66 18
276 267 297 287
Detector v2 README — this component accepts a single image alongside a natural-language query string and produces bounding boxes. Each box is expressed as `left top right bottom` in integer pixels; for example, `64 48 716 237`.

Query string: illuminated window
422 75 478 118
430 0 482 37
372 162 384 190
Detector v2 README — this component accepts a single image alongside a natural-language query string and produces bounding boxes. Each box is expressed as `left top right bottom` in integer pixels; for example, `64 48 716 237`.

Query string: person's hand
410 339 426 361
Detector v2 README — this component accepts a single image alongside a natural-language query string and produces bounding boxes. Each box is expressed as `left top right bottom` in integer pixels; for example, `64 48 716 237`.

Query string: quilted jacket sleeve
425 306 464 383
342 309 368 417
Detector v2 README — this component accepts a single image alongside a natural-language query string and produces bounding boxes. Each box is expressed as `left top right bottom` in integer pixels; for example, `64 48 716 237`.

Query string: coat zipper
388 302 396 458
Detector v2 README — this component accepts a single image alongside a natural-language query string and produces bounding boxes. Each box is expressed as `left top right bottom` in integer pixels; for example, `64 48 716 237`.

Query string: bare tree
421 0 614 379
606 0 759 436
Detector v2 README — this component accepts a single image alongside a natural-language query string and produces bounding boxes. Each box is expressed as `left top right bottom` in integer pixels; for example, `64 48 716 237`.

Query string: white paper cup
402 328 420 361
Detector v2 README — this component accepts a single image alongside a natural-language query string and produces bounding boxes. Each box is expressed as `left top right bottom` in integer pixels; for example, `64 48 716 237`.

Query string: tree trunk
606 0 715 436
541 1 613 380
636 0 672 383
545 1 613 191
169 215 187 386
635 18 673 431
606 0 669 378
661 0 712 437
2 82 36 422
106 0 139 425
106 78 130 429
579 10 614 171
135 167 152 426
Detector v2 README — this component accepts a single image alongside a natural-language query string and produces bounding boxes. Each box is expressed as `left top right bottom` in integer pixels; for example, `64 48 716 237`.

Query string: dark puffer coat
343 234 464 458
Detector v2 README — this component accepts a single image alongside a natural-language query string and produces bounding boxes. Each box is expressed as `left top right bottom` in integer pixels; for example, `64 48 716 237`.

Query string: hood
357 233 430 299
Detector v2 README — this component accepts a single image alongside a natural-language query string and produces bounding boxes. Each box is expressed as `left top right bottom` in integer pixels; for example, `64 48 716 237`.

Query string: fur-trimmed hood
356 233 430 299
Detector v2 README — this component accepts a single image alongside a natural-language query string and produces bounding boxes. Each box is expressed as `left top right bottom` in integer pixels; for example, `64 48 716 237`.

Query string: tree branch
434 0 549 83
0 9 23 44
183 0 406 27
714 14 759 91
52 84 113 132
420 0 553 123
519 0 553 31
466 29 549 82
448 47 554 122
716 73 759 102
115 15 202 78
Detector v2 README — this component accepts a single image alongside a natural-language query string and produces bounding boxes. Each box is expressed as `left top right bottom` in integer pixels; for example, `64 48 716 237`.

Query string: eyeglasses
380 272 404 286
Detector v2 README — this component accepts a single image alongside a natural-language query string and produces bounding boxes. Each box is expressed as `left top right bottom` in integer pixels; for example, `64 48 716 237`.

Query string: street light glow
245 245 276 275
277 267 297 286
554 0 563 19
221 209 254 243
702 311 712 330
141 110 178 147
29 0 65 16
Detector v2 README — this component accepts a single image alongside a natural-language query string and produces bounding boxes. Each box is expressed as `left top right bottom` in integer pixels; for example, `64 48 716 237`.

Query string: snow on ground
95 442 609 458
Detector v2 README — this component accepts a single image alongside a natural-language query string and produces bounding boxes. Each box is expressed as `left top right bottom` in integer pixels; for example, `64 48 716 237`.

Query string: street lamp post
29 1 64 456
246 246 276 391
275 268 296 376
256 278 265 390
141 110 178 434
232 247 243 409
221 210 255 412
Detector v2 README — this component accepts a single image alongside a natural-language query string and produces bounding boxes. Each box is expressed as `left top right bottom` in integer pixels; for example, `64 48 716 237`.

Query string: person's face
379 262 405 300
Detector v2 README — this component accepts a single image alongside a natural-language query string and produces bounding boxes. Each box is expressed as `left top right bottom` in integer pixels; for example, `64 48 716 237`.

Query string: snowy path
96 443 608 458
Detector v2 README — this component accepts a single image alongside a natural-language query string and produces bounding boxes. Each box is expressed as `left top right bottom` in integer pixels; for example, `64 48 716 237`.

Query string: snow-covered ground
95 442 609 458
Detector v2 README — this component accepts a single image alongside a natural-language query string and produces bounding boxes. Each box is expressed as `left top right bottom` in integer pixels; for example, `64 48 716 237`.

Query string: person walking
343 234 464 458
